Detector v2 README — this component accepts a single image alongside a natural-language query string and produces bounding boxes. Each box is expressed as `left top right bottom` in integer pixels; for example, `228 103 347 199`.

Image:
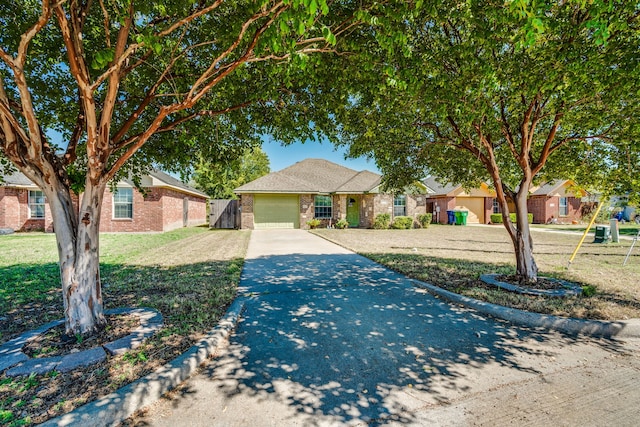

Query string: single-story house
423 177 587 224
0 170 208 232
423 177 495 224
234 158 427 229
527 180 586 224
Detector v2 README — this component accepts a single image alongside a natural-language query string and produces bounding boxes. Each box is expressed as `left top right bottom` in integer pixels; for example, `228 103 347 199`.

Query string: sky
261 138 380 173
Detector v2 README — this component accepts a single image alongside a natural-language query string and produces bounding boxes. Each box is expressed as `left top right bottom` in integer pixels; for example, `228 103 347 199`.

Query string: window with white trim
28 190 45 219
113 188 133 219
492 198 500 214
559 197 568 216
314 195 332 219
393 194 407 217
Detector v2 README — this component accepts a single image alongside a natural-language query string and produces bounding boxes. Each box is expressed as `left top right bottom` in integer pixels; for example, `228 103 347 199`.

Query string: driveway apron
141 230 639 427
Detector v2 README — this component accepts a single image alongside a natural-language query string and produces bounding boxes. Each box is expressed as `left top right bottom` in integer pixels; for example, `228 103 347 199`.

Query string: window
314 195 332 219
113 188 133 219
559 197 568 216
28 190 45 219
492 198 500 214
393 195 406 217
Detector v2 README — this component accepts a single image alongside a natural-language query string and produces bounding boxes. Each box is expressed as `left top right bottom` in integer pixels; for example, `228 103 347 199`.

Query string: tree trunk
508 187 538 283
47 177 107 337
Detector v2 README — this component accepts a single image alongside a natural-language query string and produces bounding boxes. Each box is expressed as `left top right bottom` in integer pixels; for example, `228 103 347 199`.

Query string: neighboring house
424 177 586 224
234 159 427 229
0 170 208 232
527 180 586 224
423 177 495 224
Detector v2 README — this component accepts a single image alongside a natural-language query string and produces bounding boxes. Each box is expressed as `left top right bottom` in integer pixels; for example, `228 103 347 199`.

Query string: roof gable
235 158 382 194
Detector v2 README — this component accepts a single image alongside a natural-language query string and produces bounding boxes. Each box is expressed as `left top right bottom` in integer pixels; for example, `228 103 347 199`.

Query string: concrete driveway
136 230 640 426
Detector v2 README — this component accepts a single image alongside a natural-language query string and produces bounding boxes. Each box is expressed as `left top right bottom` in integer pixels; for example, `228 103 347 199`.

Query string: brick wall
527 196 583 224
99 187 206 232
429 197 457 224
361 194 375 228
299 194 314 229
239 194 254 230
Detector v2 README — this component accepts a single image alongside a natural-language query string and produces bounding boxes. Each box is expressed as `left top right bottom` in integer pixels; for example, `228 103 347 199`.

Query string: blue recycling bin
447 210 455 225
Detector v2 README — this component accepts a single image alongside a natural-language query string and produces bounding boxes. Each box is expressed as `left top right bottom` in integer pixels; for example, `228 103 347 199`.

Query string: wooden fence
209 199 239 229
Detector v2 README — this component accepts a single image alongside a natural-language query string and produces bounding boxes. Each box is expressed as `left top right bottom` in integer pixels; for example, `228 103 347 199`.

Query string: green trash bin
454 211 462 225
460 210 468 225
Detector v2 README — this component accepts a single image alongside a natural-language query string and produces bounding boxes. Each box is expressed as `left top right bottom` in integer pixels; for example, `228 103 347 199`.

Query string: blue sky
261 138 380 173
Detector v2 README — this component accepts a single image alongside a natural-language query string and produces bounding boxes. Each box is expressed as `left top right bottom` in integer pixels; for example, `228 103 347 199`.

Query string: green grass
0 227 250 425
532 223 640 236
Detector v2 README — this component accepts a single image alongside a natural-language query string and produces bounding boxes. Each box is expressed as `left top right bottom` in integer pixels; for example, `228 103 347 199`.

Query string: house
424 177 586 224
423 177 495 224
234 159 427 229
527 180 586 224
0 170 208 232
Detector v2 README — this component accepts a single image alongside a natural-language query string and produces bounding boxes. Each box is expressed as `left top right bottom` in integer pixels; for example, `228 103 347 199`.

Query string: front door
347 197 359 227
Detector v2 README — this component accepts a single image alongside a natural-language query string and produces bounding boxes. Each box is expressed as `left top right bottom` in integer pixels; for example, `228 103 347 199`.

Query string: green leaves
90 48 114 70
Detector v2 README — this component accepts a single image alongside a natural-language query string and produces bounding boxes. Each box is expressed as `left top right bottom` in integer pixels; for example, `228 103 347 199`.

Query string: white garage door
254 194 299 229
454 197 485 224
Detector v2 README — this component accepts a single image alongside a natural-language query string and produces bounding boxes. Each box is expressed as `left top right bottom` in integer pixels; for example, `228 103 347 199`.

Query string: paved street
133 230 640 426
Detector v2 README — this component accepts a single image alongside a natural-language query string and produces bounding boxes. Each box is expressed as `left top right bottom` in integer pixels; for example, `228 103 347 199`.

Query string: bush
490 214 503 224
373 213 391 229
335 219 349 229
391 216 414 229
417 213 433 228
306 218 321 229
490 213 533 224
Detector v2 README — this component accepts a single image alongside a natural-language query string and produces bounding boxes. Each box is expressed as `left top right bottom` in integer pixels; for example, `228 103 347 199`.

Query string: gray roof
234 158 382 194
1 169 206 198
530 180 570 196
148 170 208 198
423 176 460 196
1 171 39 188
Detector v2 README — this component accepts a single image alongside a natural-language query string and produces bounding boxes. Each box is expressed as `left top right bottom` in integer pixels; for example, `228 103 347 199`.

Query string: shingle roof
530 180 570 196
234 158 381 194
1 170 206 198
148 170 208 198
423 176 460 196
1 171 39 188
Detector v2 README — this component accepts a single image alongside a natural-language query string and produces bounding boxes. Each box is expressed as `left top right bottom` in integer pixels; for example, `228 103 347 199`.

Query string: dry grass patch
312 226 640 321
0 228 250 426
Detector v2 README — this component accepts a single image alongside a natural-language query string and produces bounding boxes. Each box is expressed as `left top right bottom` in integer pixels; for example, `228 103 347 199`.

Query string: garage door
254 194 299 229
454 197 485 224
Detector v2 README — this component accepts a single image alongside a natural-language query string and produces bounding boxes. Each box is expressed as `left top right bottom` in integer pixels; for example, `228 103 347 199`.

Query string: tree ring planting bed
480 274 583 298
0 307 163 377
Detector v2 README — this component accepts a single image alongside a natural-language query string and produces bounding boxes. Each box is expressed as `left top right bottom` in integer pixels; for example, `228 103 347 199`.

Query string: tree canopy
194 147 270 198
331 0 640 280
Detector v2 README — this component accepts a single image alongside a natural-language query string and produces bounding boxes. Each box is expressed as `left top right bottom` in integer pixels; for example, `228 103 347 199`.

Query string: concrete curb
41 298 246 427
411 279 640 339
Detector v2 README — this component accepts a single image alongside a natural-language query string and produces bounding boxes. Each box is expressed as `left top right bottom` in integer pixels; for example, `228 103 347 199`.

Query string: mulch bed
22 314 140 358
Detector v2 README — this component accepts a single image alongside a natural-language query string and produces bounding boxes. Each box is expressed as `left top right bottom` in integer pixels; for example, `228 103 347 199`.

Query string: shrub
490 214 503 224
335 219 349 229
306 218 321 229
417 213 433 228
373 213 391 229
491 213 533 224
391 216 414 229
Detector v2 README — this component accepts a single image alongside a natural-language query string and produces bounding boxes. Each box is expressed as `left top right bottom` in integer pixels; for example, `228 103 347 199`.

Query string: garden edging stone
0 308 163 377
40 297 245 427
411 279 640 339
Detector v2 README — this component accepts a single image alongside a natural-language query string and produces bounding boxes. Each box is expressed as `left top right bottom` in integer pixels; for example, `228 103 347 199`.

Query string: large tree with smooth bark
335 0 640 282
0 0 417 336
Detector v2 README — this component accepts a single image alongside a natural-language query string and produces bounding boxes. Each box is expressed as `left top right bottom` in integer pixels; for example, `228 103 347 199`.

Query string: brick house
234 159 427 229
527 180 586 224
424 177 586 224
0 170 208 232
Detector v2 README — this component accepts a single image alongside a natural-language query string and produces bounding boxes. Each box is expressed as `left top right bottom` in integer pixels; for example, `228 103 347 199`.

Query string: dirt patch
23 314 139 358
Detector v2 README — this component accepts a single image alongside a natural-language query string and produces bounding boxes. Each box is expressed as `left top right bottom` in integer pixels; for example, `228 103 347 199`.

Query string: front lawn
312 225 640 321
0 227 250 426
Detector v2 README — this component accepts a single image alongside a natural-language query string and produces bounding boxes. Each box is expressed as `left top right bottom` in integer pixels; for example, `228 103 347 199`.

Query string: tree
0 0 397 336
336 1 640 282
194 147 270 199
